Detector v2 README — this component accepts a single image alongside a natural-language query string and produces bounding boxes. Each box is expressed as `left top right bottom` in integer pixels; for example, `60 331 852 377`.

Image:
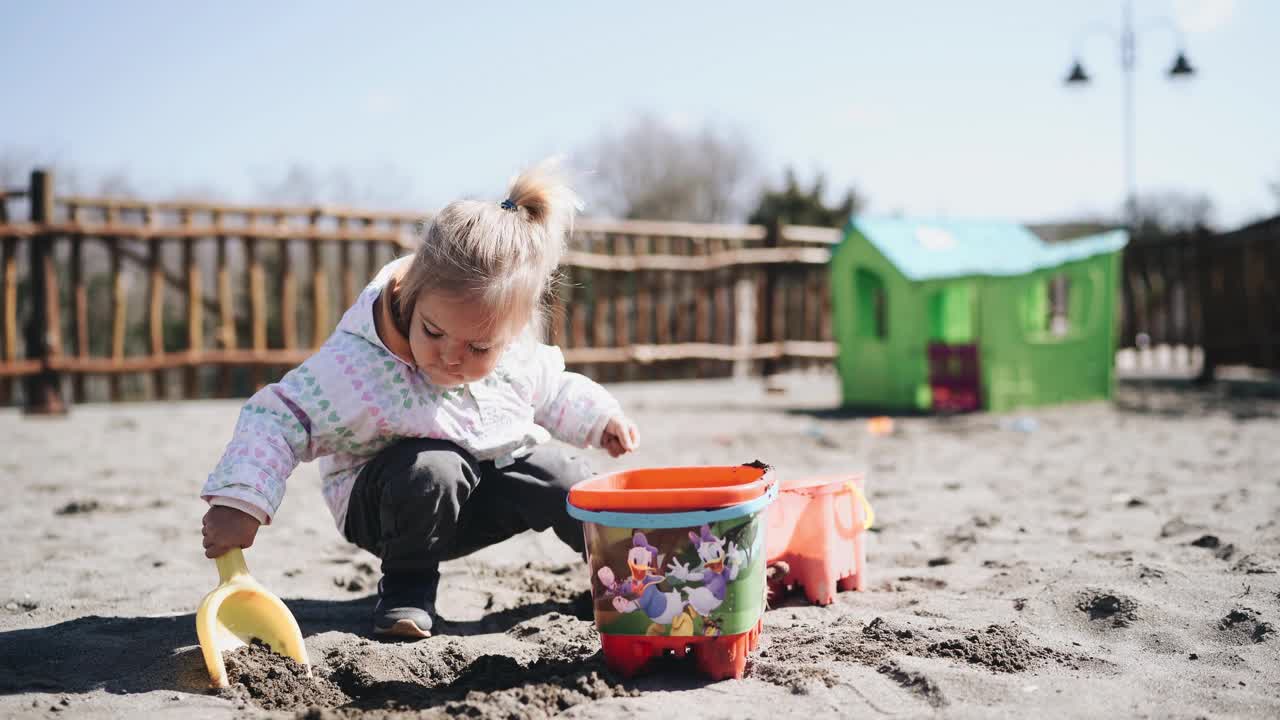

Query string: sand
1 374 1278 718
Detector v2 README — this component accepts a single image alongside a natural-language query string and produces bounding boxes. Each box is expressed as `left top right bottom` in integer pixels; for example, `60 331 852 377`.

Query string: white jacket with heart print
201 257 621 531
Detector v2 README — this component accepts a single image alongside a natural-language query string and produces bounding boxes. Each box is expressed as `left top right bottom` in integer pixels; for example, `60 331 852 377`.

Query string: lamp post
1064 0 1196 228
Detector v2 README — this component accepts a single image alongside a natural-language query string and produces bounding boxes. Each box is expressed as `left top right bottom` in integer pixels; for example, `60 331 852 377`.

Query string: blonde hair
395 159 581 339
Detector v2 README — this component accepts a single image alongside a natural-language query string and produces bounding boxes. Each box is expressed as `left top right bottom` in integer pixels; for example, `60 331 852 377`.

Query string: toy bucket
567 464 778 680
765 474 874 605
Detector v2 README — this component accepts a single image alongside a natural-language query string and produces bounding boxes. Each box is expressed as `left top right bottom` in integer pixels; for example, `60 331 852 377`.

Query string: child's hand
601 415 640 458
202 505 262 559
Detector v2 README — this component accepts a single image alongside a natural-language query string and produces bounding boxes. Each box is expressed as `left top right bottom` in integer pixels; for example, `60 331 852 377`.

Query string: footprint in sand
878 661 946 708
1218 608 1275 644
1189 535 1239 561
1158 517 1207 539
1077 590 1139 628
1190 534 1220 548
1231 554 1278 575
332 561 377 592
894 576 948 591
54 500 100 516
1136 565 1166 581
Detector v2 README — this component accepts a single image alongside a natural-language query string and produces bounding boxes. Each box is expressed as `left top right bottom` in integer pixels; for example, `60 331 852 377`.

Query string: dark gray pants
343 439 589 575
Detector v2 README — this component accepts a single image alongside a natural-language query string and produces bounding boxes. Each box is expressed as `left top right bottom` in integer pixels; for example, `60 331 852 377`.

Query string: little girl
200 160 639 639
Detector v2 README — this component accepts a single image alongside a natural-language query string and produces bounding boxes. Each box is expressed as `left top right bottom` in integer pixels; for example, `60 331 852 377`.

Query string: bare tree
256 164 324 205
1269 167 1280 212
1 148 76 197
92 171 138 198
253 162 418 208
1132 190 1215 235
576 114 758 223
0 149 38 190
0 147 136 198
748 168 865 228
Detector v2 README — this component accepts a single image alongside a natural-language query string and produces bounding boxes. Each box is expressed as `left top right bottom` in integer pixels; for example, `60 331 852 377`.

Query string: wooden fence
0 169 839 411
1118 217 1280 378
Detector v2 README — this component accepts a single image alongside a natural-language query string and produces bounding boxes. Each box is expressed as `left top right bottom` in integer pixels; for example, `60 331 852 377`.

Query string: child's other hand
601 415 640 458
202 505 262 559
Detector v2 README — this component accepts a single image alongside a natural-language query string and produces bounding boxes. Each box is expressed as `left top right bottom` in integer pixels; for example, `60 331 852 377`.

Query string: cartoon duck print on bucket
669 525 747 636
596 532 698 636
589 519 762 638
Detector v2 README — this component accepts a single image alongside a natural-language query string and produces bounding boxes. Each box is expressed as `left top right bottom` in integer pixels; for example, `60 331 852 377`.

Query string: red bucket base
600 618 763 681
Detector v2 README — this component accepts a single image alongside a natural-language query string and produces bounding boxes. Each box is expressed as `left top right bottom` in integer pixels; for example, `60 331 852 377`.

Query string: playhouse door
927 342 981 412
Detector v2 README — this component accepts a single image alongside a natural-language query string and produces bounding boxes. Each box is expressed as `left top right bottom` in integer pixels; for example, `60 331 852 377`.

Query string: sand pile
217 640 348 711
216 617 635 717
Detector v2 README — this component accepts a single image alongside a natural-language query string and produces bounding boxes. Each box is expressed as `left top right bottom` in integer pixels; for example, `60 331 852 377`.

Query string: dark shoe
373 570 440 639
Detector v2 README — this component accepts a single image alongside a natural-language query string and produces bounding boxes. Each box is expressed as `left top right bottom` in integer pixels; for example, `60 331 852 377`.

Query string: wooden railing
1 169 839 410
553 218 836 385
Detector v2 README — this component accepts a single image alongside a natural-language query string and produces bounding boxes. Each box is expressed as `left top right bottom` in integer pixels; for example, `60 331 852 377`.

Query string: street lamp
1063 0 1196 228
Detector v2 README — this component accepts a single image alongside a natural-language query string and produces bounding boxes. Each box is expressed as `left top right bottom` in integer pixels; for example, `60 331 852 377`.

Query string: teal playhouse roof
846 218 1128 282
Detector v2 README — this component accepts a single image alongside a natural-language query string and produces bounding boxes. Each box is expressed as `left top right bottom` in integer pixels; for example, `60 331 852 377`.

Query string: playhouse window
1047 274 1071 336
927 284 974 343
855 268 888 340
1024 273 1072 339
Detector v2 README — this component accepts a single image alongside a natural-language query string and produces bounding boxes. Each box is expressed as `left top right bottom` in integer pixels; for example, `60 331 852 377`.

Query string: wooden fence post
68 202 87 403
107 213 125 402
1193 228 1217 384
1 198 14 406
147 221 166 399
1120 242 1137 349
23 169 67 415
309 210 329 348
183 209 202 398
214 221 235 397
759 219 781 383
733 270 756 380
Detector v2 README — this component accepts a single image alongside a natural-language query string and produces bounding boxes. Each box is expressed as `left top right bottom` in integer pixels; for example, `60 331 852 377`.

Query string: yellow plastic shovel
195 548 311 688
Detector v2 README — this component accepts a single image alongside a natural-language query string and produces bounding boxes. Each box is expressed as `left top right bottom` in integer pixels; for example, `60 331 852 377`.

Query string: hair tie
500 198 517 211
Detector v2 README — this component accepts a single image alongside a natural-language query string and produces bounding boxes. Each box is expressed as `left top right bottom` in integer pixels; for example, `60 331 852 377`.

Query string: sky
3 0 1277 228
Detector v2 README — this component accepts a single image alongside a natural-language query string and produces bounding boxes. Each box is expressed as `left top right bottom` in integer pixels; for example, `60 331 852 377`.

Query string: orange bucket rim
569 464 775 512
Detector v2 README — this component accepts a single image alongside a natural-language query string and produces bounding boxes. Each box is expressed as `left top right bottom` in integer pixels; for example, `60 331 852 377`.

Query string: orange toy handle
831 478 876 539
846 481 875 532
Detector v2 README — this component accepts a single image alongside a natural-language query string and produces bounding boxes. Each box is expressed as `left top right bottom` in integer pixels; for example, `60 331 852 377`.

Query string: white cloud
1173 0 1236 33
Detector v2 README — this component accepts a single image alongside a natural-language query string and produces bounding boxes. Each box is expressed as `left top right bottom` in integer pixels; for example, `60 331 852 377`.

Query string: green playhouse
831 218 1128 413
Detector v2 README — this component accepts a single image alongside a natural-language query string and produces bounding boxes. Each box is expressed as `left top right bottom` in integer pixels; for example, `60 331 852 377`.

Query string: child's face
408 291 522 387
